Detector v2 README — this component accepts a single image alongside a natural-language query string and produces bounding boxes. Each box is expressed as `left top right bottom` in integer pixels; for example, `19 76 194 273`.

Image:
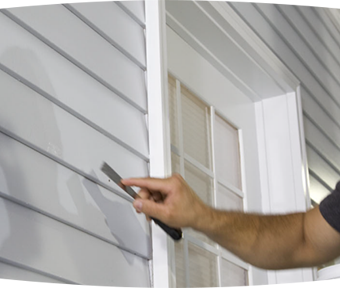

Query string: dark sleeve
319 181 340 233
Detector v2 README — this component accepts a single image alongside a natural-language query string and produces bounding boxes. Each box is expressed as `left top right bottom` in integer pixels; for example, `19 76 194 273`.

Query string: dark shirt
319 181 340 233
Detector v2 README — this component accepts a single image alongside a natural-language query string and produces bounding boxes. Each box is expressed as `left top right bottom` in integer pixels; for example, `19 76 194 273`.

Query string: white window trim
146 1 314 286
145 1 174 287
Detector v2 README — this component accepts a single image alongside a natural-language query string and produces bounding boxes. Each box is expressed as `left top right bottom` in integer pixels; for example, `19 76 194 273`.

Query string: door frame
146 1 313 286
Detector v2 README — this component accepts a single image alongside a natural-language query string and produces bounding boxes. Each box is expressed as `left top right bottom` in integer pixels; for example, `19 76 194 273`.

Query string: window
168 75 249 287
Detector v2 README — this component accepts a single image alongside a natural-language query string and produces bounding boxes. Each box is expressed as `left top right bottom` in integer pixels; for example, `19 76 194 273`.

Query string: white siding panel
0 197 150 286
303 116 340 173
0 132 151 258
254 4 340 106
0 261 65 284
67 2 146 67
297 7 340 59
0 69 148 198
306 146 339 190
0 13 148 158
278 5 340 78
309 175 332 204
313 7 340 47
301 88 340 147
117 1 145 26
231 3 340 125
3 5 147 111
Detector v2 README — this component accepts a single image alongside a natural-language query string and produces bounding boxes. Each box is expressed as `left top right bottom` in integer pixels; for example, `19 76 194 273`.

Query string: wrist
191 203 216 233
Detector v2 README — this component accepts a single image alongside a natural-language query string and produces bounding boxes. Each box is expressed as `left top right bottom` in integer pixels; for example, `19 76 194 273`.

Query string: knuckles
170 174 184 190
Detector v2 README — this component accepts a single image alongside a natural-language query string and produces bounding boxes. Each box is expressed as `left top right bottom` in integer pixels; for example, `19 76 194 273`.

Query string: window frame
168 75 250 287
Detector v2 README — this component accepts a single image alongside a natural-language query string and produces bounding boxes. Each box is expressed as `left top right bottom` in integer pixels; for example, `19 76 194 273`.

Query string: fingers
133 199 167 222
137 189 163 202
138 188 151 200
152 191 163 202
121 177 171 194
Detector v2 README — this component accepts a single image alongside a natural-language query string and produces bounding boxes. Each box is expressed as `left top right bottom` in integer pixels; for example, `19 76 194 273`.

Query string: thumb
133 199 165 220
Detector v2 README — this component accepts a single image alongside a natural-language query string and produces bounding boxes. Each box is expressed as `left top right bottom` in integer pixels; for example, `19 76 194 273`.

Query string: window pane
184 161 213 206
217 183 243 211
215 114 241 189
174 240 186 288
185 161 215 245
221 258 248 287
168 75 180 148
182 85 211 169
188 243 218 287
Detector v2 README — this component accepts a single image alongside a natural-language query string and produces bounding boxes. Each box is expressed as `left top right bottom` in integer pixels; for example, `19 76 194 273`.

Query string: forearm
193 206 306 269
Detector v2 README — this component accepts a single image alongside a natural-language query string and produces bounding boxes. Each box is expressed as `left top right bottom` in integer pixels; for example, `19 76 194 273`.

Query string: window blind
188 243 218 287
168 75 249 287
181 86 212 169
215 114 242 189
220 258 248 287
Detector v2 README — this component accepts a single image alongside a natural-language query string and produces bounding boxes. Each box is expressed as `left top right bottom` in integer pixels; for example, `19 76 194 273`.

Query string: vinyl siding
0 2 151 286
231 3 340 205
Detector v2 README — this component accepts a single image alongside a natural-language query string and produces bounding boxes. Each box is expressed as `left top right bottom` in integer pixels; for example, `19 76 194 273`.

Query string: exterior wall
231 3 340 206
0 3 151 286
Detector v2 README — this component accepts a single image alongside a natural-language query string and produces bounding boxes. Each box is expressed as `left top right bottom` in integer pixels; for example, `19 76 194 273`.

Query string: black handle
151 217 182 241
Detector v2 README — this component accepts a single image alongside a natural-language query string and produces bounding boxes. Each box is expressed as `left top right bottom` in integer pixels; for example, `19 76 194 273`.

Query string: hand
121 174 208 229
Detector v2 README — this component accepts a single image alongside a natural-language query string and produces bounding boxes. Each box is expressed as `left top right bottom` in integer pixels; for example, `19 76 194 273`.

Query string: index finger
121 177 171 194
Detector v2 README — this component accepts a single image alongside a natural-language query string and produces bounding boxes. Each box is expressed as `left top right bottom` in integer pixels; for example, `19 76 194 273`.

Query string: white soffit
165 1 300 102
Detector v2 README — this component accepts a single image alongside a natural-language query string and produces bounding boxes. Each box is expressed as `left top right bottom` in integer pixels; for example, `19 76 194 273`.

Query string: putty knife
101 162 182 241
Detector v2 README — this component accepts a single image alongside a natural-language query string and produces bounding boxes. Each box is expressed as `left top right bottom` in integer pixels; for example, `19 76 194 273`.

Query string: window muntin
168 74 249 287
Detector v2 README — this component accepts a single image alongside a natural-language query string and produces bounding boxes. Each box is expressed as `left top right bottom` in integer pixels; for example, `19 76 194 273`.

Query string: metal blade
101 162 139 199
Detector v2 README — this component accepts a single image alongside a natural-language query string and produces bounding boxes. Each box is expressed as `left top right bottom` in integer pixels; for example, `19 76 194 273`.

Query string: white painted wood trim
209 1 300 91
238 128 249 209
166 11 261 102
210 106 218 209
145 1 172 287
183 236 190 287
217 179 245 199
185 234 249 271
296 86 312 210
176 78 185 177
184 153 214 178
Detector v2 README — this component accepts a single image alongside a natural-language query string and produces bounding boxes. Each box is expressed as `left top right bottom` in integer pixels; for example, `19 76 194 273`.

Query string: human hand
121 174 208 229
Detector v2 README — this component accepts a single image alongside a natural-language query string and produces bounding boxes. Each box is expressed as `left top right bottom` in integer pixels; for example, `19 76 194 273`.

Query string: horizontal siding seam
312 7 340 49
295 6 340 68
63 4 146 71
308 169 333 193
0 128 134 204
277 5 340 88
0 9 147 115
301 83 340 129
0 257 76 285
253 4 340 109
306 140 340 176
115 1 145 29
303 111 340 152
0 191 150 261
0 63 149 161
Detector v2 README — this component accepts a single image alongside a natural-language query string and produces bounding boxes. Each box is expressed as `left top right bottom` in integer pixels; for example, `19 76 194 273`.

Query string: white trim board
166 1 299 102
